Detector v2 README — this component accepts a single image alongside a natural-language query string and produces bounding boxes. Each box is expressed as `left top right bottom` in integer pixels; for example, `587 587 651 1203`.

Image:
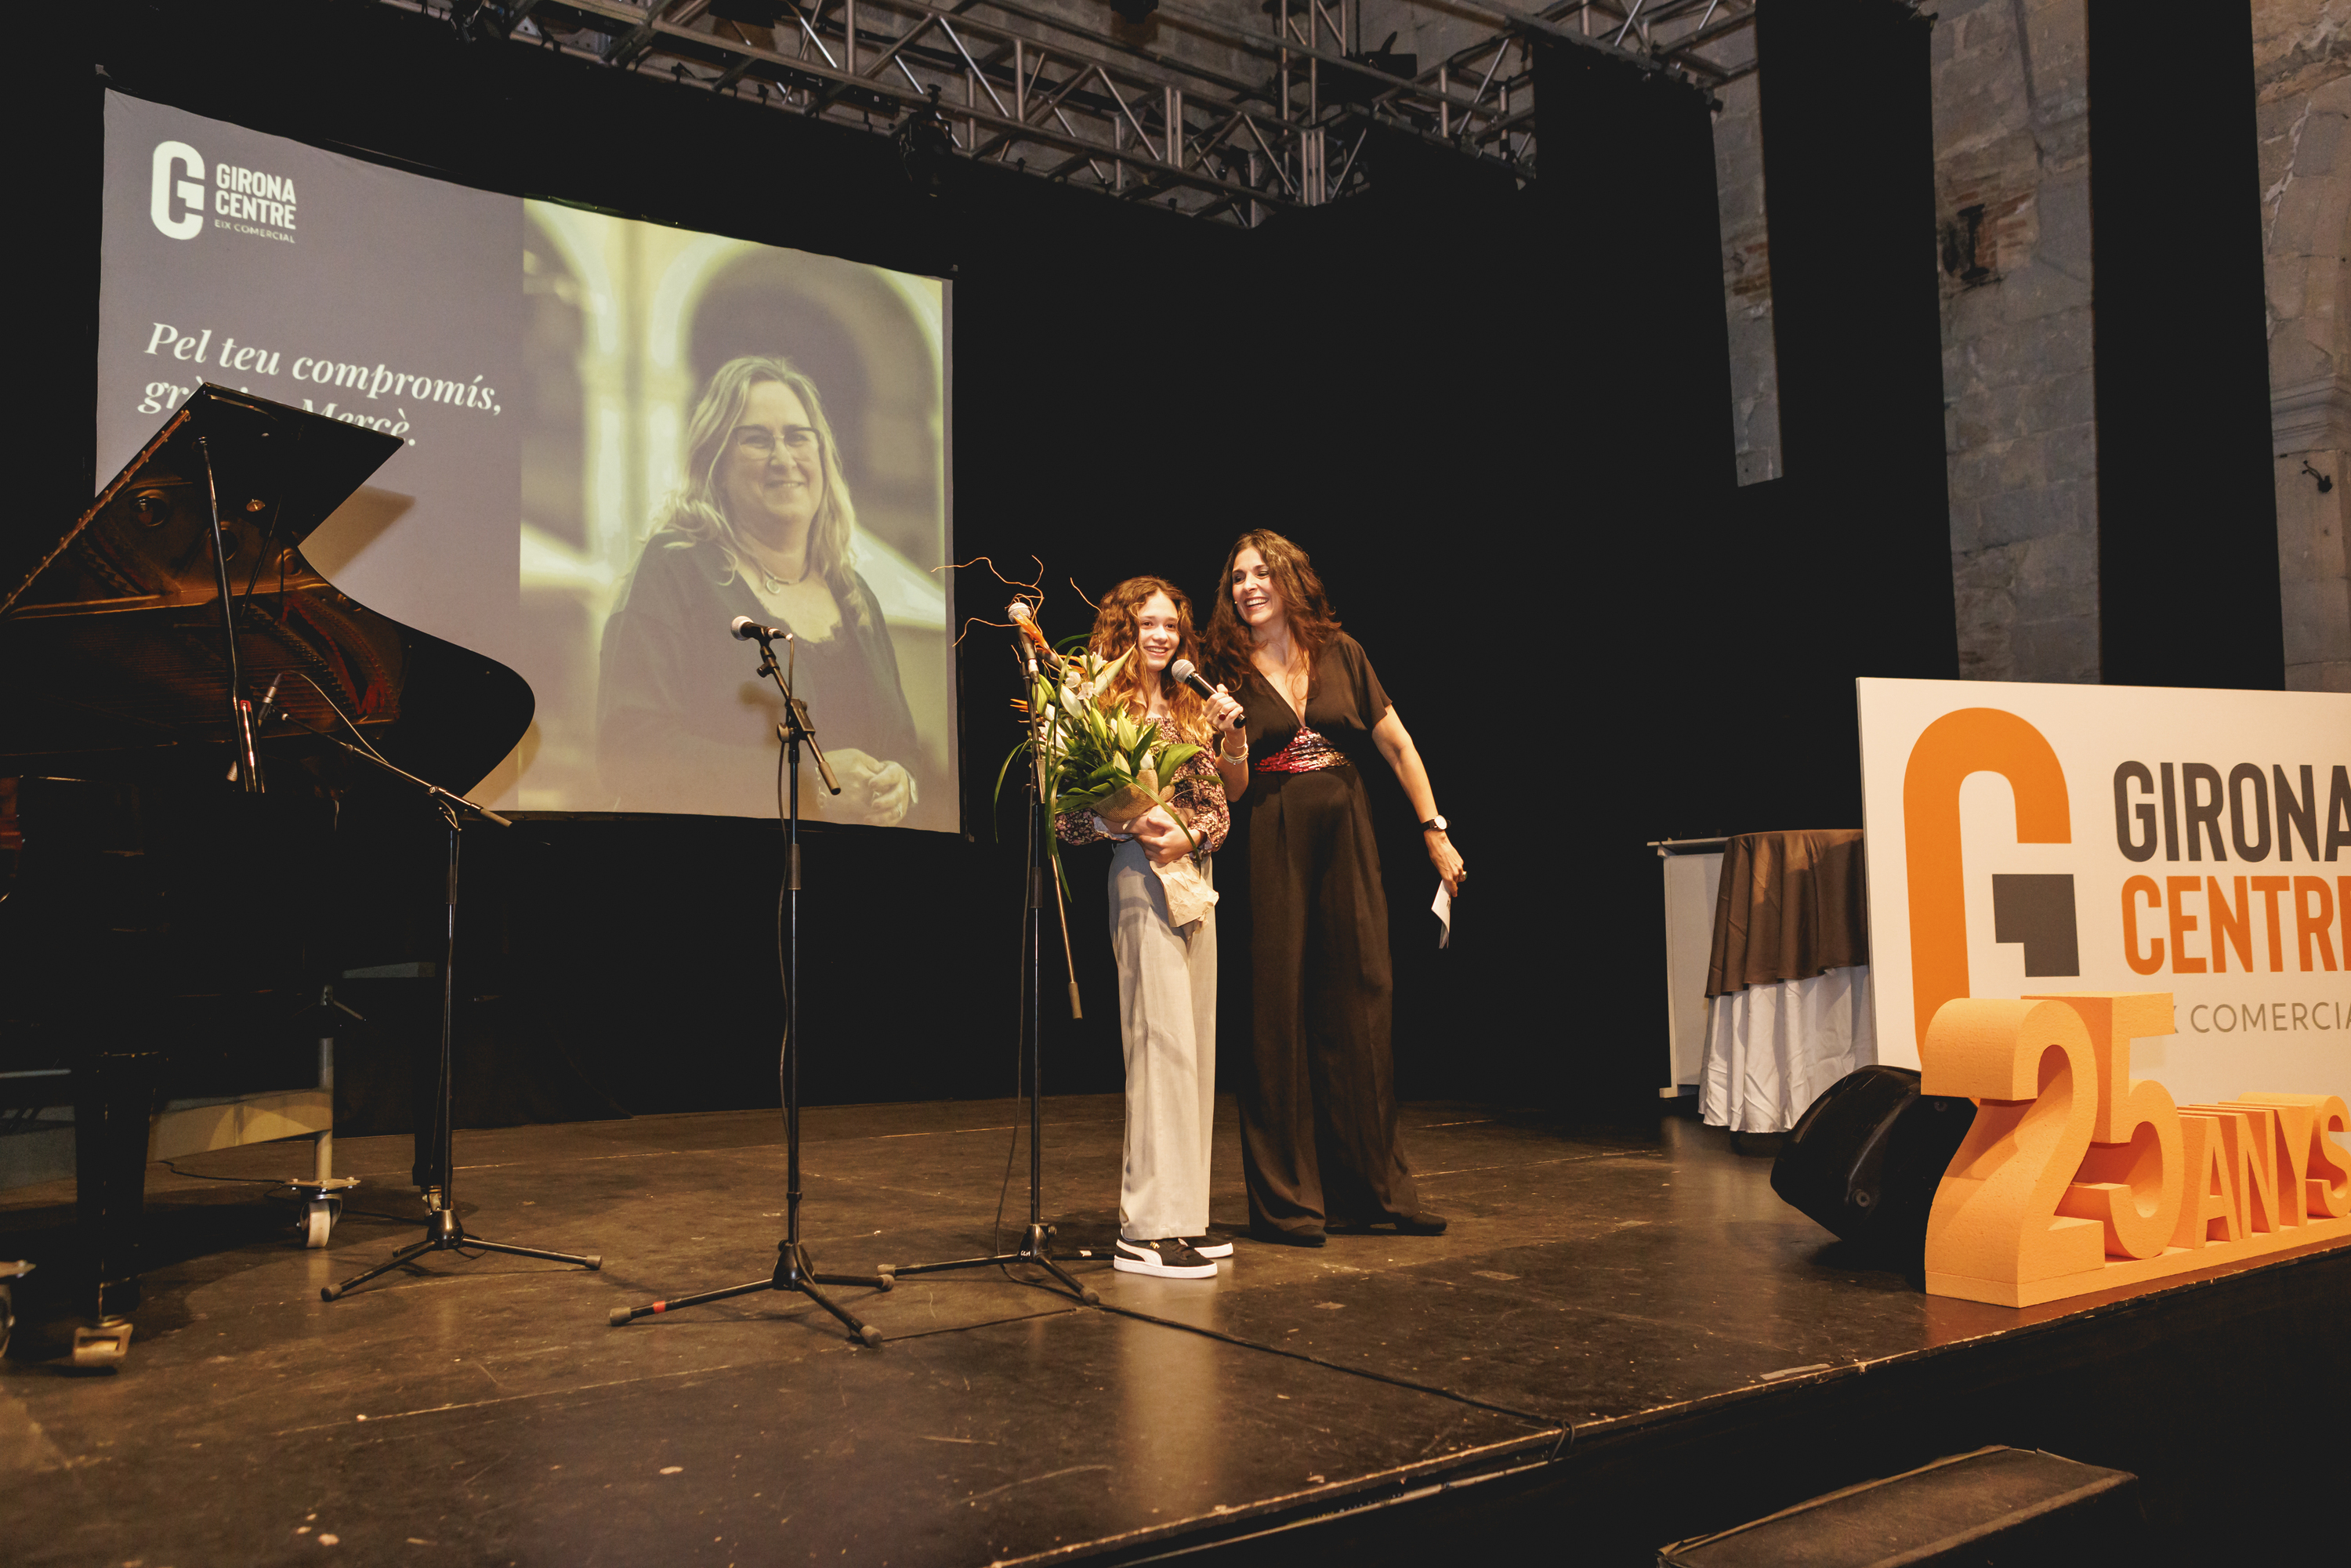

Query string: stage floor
2 1096 2344 1565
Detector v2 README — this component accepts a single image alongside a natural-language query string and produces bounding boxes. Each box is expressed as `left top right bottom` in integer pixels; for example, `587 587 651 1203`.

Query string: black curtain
13 0 1588 1124
1733 0 1959 819
1531 38 1743 1115
2088 0 2282 688
16 3 1971 1128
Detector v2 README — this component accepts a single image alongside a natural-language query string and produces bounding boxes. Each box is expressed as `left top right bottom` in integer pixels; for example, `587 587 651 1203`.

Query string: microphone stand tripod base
607 635 886 1346
317 774 597 1305
883 639 1102 1308
608 1241 891 1346
880 1222 1099 1306
322 1197 600 1302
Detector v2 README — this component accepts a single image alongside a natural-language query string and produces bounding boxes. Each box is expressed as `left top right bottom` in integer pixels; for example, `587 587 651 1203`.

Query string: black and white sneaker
1114 1237 1218 1279
1185 1237 1234 1259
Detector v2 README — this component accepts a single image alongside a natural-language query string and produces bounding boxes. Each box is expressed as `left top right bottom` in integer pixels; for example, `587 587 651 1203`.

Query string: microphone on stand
731 614 787 642
1167 658 1243 726
1006 600 1055 668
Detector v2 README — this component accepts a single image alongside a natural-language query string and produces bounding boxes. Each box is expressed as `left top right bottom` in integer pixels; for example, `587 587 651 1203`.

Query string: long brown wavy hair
654 354 868 628
1204 529 1342 693
1088 576 1212 746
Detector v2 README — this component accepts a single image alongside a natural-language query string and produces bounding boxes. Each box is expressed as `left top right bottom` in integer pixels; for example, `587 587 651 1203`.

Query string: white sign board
1857 678 2351 1108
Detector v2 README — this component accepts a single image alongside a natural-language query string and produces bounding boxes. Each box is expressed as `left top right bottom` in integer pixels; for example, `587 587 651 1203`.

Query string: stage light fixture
1109 0 1160 22
895 87 955 197
447 0 520 43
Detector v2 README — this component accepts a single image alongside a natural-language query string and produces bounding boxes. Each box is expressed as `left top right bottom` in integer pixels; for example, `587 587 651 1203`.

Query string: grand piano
0 385 531 1356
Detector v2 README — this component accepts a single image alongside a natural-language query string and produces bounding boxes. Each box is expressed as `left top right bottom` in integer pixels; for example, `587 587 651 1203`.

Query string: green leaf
991 736 1031 817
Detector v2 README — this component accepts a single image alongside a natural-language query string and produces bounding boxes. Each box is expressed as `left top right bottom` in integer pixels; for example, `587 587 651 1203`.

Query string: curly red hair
1087 576 1212 746
1204 529 1342 692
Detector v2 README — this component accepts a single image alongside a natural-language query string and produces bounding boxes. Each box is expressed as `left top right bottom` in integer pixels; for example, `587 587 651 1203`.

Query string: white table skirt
1701 965 1876 1133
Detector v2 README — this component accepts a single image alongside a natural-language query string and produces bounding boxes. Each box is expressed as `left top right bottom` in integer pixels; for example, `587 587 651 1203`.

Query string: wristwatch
1420 814 1447 834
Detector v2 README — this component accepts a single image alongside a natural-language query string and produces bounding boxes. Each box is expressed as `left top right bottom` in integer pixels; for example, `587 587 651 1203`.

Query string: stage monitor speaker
1658 1446 2149 1566
1769 1064 1975 1257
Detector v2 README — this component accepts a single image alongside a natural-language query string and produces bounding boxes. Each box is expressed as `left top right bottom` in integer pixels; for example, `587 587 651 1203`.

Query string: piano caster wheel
288 1178 355 1249
71 1317 134 1369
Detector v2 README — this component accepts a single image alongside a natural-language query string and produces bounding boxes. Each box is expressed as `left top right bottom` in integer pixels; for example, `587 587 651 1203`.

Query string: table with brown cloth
1700 828 1875 1133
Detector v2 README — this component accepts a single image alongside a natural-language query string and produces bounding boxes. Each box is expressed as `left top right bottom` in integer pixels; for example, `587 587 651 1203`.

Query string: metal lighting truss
401 0 1764 224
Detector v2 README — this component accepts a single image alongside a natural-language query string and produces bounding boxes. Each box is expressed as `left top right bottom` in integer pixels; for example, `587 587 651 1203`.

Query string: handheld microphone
731 614 788 643
1168 658 1244 726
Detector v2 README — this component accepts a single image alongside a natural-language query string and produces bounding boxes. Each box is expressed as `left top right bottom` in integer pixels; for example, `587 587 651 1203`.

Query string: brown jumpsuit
1229 632 1422 1239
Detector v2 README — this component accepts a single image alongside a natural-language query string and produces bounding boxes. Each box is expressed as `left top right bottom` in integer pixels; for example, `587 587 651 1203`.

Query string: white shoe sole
1114 1245 1217 1280
1190 1240 1234 1258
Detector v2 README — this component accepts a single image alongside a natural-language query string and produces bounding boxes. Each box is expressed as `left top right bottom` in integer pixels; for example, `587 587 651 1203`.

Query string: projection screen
96 92 956 830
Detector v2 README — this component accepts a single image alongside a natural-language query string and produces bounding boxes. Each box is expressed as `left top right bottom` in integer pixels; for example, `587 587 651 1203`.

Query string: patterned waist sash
1255 725 1346 774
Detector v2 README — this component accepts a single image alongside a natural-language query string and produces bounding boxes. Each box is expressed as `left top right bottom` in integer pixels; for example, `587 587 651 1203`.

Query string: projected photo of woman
596 355 925 822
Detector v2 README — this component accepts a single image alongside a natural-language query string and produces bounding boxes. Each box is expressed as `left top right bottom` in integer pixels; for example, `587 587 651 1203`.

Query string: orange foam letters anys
2241 1097 2314 1228
2234 1093 2351 1220
2172 1114 2240 1248
2180 1104 2286 1237
1921 992 2351 1308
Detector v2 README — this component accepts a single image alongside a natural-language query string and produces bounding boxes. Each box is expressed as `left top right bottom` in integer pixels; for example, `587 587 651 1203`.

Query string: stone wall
1930 0 2099 683
1715 73 1782 485
1707 0 2351 688
2255 0 2351 691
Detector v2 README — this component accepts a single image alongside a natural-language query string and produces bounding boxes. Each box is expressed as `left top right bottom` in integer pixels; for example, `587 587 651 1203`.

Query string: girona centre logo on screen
150 139 205 239
149 137 299 244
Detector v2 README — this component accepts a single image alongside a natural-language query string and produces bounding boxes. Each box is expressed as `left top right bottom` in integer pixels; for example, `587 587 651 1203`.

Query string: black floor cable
1041 1298 1574 1562
158 1160 284 1185
154 1160 440 1229
1083 1295 1569 1437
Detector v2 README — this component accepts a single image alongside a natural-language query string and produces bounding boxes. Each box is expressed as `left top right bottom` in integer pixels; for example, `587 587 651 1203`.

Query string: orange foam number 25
1921 991 2351 1308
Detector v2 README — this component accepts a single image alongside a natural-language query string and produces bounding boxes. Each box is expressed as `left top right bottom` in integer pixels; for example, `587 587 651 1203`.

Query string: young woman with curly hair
1205 530 1465 1248
1056 577 1248 1278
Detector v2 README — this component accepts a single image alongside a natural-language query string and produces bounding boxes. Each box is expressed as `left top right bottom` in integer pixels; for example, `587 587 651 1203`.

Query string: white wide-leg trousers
1106 840 1217 1241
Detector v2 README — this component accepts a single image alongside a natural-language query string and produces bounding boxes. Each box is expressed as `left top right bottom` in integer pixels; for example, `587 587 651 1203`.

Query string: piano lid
4 384 400 619
1 385 530 795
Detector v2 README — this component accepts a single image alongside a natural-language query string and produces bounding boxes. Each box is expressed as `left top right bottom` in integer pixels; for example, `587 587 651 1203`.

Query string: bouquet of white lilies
998 616 1214 918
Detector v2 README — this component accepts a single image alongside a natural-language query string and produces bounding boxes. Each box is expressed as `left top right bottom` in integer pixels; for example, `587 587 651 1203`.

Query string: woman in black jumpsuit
1206 531 1467 1246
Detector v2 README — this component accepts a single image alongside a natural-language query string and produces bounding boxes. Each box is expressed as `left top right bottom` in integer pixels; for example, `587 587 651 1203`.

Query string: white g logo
150 141 205 240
